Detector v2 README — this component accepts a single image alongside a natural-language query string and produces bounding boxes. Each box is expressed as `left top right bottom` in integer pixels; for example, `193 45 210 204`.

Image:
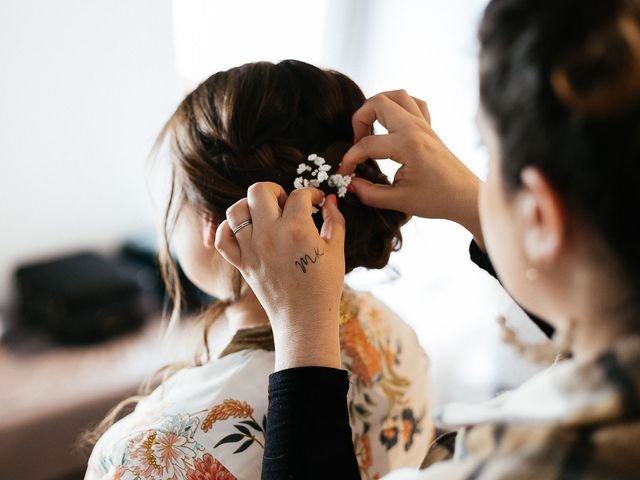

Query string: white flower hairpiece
294 153 353 213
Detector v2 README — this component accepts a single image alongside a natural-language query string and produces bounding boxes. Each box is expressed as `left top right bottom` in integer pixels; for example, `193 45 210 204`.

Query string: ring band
232 219 252 235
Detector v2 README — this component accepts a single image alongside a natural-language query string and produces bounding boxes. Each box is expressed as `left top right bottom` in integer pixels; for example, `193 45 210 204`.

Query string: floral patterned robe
86 289 432 480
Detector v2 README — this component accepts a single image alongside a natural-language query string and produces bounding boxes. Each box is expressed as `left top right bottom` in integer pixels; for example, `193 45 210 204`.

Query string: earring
525 268 540 281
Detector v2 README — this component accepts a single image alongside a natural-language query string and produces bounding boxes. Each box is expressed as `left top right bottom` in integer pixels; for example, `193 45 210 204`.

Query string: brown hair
82 60 407 447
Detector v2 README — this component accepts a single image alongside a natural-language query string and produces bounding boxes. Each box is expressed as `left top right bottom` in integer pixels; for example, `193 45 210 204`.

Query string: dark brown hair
158 60 407 331
83 60 407 446
479 0 640 303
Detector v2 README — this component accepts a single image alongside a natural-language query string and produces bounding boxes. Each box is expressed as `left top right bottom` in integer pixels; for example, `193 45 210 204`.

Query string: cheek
172 216 210 286
172 214 237 299
479 167 528 300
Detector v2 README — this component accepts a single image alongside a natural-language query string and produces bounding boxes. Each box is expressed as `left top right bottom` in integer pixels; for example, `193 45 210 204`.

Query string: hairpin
294 154 353 213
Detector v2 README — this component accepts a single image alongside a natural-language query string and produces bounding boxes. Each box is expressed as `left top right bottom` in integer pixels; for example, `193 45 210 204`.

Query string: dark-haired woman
85 61 433 480
216 0 640 478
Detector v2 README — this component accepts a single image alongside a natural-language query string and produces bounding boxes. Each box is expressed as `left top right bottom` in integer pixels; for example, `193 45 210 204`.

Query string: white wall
0 0 180 307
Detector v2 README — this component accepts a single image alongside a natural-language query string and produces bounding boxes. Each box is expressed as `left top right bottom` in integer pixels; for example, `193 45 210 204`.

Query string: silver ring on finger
232 219 252 236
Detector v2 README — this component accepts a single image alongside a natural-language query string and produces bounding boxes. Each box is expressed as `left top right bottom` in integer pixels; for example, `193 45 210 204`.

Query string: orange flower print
341 318 382 386
126 431 163 478
155 432 195 476
401 408 419 451
113 466 126 480
379 425 399 450
125 430 196 480
359 433 373 470
186 453 236 480
202 400 254 432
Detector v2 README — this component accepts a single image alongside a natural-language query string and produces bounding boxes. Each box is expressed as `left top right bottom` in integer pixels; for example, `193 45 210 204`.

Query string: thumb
350 177 400 210
320 195 346 247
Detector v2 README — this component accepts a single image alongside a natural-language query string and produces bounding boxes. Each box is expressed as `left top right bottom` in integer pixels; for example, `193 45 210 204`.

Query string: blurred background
0 1 551 479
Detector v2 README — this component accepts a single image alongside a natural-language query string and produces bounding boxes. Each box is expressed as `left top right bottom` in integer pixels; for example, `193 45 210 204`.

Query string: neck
570 317 635 362
554 247 639 362
224 289 270 332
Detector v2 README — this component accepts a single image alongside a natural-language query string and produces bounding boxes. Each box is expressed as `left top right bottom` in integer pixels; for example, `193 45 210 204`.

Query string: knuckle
247 182 265 195
371 93 386 104
402 132 424 150
289 225 308 242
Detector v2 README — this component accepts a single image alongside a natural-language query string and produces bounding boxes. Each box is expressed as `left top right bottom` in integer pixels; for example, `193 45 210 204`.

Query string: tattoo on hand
295 247 325 274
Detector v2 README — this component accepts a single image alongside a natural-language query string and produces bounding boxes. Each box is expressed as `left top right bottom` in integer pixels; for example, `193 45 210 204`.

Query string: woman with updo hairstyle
84 60 433 480
212 0 640 479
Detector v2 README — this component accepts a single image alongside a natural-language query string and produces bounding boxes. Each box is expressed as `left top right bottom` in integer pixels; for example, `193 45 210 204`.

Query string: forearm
262 367 361 480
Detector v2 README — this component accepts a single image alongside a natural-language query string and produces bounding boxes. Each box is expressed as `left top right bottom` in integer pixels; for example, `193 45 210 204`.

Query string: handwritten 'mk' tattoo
295 247 325 274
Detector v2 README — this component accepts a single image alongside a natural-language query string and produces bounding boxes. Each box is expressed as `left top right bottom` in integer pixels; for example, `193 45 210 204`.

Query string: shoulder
88 350 274 480
340 288 434 474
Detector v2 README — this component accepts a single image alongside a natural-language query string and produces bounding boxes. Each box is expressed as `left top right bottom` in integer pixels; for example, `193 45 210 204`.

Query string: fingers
320 195 345 248
352 91 430 141
282 187 325 220
350 176 401 211
411 96 431 124
340 133 400 176
352 93 412 141
246 182 288 228
214 219 241 267
225 198 253 242
378 90 424 119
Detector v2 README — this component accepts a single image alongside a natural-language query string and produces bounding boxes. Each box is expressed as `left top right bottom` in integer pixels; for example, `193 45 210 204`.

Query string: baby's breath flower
297 164 311 175
294 153 351 202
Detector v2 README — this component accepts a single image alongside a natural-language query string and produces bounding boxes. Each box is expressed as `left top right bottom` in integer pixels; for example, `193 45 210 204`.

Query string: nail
329 194 338 205
347 183 355 193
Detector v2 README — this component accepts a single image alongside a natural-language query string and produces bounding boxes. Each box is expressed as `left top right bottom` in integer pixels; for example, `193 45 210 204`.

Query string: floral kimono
86 289 432 480
385 335 640 480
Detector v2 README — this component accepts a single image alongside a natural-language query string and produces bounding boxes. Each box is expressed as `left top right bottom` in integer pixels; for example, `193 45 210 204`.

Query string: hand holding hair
341 89 485 248
215 182 347 371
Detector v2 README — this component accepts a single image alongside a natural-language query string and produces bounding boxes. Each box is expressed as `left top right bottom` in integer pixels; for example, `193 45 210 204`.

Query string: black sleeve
262 367 361 480
469 240 555 339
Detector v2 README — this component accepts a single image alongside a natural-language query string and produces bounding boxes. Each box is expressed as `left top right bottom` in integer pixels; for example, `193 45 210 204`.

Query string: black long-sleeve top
261 242 554 479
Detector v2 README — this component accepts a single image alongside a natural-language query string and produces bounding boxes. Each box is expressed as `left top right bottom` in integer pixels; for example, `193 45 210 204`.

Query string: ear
201 214 217 249
517 167 567 266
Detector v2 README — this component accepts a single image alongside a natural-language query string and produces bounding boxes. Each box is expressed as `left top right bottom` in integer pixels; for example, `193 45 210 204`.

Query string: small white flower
319 163 331 172
308 153 319 162
303 178 310 187
313 156 326 167
317 171 329 182
312 169 318 176
297 163 311 175
312 206 319 214
294 177 304 189
309 179 321 188
337 186 347 197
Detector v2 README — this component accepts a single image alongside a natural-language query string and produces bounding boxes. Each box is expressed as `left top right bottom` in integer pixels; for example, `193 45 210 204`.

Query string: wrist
272 315 341 371
449 174 485 249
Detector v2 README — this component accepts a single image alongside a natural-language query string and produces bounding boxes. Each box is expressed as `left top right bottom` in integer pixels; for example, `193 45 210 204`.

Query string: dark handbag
15 252 144 343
